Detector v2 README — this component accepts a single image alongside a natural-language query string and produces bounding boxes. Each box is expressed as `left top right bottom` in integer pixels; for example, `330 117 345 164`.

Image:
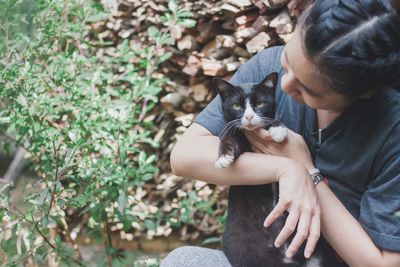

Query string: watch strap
309 168 324 187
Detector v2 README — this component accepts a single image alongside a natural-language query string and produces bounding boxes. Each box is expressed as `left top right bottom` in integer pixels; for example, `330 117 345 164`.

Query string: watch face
312 173 323 186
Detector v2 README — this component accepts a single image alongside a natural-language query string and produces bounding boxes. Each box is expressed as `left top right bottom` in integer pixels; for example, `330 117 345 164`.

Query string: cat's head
213 72 278 130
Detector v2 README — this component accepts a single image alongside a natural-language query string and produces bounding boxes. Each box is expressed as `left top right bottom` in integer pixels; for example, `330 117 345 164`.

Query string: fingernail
263 221 269 227
305 252 311 259
286 251 293 258
274 241 281 248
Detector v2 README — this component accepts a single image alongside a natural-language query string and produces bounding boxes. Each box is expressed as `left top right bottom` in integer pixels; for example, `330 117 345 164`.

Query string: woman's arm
316 182 400 267
171 123 289 185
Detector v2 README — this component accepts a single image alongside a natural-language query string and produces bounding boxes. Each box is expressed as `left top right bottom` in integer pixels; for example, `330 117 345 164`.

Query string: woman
162 0 400 266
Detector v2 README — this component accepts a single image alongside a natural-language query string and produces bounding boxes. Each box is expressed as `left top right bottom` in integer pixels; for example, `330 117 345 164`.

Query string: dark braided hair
299 0 400 97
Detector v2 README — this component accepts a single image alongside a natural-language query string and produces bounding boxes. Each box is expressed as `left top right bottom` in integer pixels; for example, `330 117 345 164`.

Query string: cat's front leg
268 120 287 143
215 134 242 169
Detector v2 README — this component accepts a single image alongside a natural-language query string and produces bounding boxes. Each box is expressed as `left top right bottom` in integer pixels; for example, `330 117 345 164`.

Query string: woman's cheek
302 95 320 109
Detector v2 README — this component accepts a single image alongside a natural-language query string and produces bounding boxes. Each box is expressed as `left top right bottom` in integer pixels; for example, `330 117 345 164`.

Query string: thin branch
46 141 61 218
62 222 84 261
105 220 113 267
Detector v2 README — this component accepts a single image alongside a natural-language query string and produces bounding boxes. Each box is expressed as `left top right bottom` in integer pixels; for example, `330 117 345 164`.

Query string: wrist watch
309 168 324 187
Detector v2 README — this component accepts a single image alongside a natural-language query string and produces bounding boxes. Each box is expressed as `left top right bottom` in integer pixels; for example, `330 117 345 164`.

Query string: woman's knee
160 246 231 267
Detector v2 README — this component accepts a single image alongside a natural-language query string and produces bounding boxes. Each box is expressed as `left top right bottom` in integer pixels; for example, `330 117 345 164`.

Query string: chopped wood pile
93 0 312 242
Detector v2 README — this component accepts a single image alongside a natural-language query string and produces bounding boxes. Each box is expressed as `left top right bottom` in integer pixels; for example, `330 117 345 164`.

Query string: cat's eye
233 103 241 110
256 101 264 108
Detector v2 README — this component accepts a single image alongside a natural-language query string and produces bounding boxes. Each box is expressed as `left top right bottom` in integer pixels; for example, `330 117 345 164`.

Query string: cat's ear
256 72 278 93
213 77 237 100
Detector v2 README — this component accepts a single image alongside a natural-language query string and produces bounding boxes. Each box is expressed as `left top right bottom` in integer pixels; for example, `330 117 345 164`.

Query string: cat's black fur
213 73 346 267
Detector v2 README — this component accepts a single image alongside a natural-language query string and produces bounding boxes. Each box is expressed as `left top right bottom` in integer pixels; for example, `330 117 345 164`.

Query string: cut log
276 22 294 34
202 40 231 60
235 27 257 40
269 10 292 28
259 0 291 10
246 31 275 53
215 35 236 49
220 3 241 16
201 58 228 76
183 55 202 76
227 0 252 8
161 93 183 109
235 10 259 26
251 15 270 32
192 84 210 102
177 35 198 51
226 61 241 72
288 0 314 17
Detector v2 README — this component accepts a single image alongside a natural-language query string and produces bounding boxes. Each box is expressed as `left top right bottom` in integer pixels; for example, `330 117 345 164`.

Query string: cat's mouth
243 123 261 131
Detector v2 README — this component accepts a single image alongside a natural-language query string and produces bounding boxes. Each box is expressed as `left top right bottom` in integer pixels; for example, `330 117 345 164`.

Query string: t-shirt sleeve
193 46 284 136
359 123 400 252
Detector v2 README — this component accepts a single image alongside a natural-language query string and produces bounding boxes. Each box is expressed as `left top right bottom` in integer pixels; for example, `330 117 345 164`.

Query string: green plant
0 0 206 265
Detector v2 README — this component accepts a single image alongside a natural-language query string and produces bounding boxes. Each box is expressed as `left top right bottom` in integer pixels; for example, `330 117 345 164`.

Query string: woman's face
280 29 352 111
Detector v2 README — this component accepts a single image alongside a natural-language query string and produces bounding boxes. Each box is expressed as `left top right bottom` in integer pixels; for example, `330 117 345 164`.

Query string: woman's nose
281 71 301 96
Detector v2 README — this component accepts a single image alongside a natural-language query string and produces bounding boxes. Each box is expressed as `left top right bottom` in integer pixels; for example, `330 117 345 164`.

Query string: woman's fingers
285 208 312 258
304 212 321 258
246 128 273 142
246 132 266 151
253 128 273 141
264 201 287 227
273 205 300 248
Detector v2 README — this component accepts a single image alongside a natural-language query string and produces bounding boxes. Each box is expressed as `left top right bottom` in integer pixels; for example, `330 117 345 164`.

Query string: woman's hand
245 128 314 170
267 159 321 259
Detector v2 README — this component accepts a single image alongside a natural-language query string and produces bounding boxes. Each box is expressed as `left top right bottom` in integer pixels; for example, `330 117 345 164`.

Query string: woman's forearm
316 182 400 267
170 133 289 185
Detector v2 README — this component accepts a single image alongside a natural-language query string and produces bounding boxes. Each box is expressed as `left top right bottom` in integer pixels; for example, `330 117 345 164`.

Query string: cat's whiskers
220 119 242 137
260 117 276 127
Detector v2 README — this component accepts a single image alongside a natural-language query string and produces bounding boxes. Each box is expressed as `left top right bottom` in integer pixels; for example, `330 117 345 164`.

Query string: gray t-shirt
194 46 400 252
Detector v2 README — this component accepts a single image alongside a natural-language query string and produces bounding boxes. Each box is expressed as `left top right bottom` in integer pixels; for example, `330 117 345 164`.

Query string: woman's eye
233 103 241 110
256 101 264 108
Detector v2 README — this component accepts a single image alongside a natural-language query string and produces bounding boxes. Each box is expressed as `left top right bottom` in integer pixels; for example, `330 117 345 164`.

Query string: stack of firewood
160 0 310 116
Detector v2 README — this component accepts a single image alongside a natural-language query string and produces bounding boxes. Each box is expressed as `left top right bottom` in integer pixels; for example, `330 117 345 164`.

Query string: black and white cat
214 73 286 169
213 73 345 267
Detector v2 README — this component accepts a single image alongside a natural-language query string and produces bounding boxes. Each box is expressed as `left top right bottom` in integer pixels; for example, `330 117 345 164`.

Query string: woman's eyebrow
284 50 322 97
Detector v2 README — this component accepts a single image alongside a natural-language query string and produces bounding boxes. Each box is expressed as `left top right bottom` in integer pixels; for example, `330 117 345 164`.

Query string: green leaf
142 173 153 181
159 52 172 63
38 189 49 205
168 0 178 13
0 117 11 124
147 26 159 39
201 236 221 245
144 219 157 231
86 12 110 23
117 192 126 213
179 19 196 28
16 94 28 107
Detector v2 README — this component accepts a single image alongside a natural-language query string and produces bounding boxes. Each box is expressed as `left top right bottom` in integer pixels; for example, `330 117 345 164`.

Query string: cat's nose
245 114 254 120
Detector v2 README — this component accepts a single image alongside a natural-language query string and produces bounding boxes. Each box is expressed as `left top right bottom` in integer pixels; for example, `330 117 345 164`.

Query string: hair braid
300 0 400 96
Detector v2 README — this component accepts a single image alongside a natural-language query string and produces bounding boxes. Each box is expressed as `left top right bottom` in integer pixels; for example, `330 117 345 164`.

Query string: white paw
269 126 287 143
215 154 234 169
